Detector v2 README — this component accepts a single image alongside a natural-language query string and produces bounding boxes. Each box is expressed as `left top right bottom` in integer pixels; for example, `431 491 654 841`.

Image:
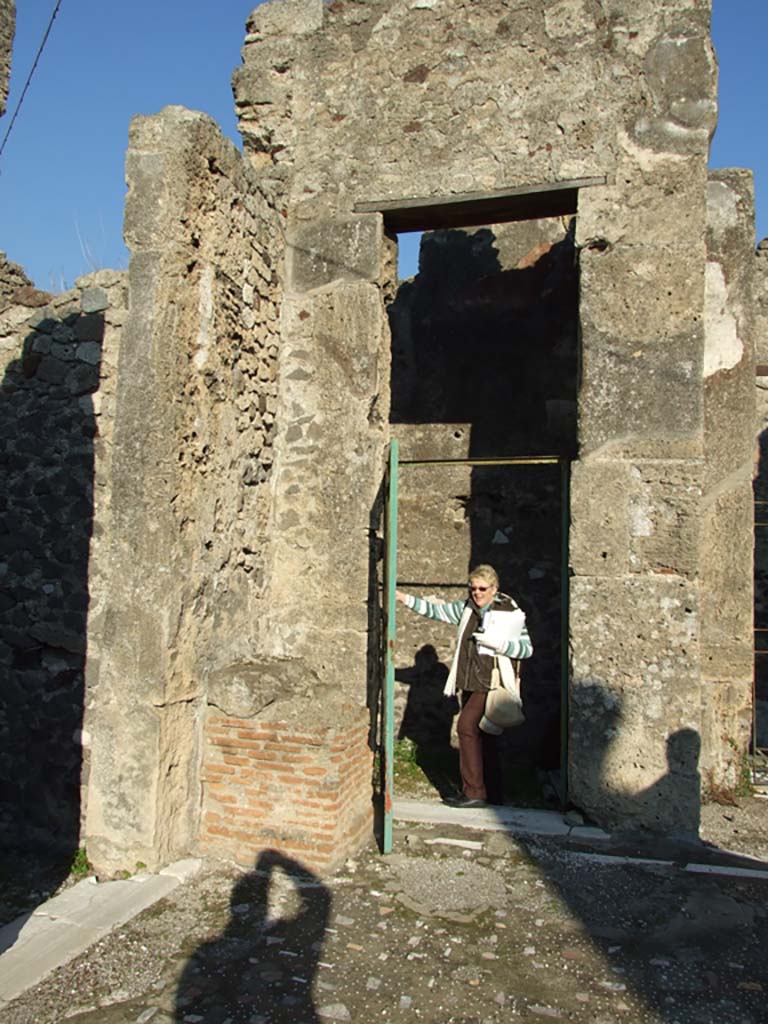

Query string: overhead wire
0 0 64 164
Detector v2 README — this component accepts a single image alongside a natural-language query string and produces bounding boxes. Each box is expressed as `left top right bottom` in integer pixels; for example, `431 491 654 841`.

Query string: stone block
569 460 631 577
206 657 321 718
80 287 110 314
628 460 700 578
699 679 752 791
397 463 473 583
76 341 103 366
568 573 702 833
28 622 86 655
74 315 104 343
579 331 704 458
575 165 707 248
287 214 382 292
570 575 698 691
66 363 100 396
699 481 754 677
246 0 323 40
34 355 67 385
580 244 705 347
86 701 161 867
579 244 705 456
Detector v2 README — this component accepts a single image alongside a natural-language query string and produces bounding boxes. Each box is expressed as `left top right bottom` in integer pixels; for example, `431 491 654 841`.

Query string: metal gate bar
382 440 399 854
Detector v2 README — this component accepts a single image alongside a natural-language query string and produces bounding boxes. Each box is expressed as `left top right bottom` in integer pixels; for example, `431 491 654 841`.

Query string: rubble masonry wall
0 271 126 849
84 108 286 871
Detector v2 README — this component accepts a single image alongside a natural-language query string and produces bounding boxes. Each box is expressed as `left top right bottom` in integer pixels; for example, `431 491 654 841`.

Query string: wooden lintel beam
354 176 607 233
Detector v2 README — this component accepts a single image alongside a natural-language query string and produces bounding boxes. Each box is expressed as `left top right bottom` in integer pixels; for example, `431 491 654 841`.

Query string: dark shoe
444 794 487 809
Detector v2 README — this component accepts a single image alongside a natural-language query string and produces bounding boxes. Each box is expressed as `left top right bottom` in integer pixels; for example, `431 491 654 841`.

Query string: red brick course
199 705 374 874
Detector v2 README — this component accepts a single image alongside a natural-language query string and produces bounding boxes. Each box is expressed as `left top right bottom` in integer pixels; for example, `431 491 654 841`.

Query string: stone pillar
201 695 372 874
755 241 768 752
698 170 755 790
265 200 389 682
85 108 283 873
568 19 718 835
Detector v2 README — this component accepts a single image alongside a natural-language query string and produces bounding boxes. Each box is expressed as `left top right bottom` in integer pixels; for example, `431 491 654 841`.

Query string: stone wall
84 108 284 873
2 0 757 872
235 0 716 203
0 271 126 850
0 0 13 118
0 252 33 308
234 0 729 836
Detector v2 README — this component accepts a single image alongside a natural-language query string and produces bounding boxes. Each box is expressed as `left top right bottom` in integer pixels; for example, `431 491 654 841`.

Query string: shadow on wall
175 849 330 1024
570 682 702 837
395 644 458 801
0 303 103 918
389 223 579 460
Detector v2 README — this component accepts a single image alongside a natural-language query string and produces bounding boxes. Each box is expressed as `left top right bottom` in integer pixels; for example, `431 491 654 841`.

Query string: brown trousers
457 691 502 802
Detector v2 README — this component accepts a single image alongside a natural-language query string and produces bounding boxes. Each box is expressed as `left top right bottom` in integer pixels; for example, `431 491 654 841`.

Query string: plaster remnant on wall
617 128 687 172
706 178 739 230
704 261 742 377
194 264 215 370
629 487 654 539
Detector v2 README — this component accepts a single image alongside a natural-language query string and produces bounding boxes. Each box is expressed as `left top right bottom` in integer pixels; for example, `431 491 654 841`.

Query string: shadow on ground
174 849 330 1024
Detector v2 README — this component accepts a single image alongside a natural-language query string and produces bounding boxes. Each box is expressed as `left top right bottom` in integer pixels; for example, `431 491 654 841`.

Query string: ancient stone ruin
1 0 766 876
0 0 12 119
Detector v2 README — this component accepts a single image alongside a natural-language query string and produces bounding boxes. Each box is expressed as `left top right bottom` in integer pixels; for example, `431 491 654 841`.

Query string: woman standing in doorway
396 564 532 808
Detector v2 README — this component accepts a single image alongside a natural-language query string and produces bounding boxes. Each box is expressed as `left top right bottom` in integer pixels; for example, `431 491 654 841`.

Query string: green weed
70 847 90 878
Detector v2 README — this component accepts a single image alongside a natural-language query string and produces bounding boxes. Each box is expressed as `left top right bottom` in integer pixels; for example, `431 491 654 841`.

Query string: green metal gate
381 441 571 852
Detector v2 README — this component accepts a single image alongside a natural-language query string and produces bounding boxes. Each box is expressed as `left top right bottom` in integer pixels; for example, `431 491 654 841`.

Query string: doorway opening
357 180 603 845
390 453 569 810
379 213 583 837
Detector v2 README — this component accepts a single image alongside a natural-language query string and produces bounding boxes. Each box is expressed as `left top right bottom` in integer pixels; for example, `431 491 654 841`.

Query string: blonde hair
468 564 499 589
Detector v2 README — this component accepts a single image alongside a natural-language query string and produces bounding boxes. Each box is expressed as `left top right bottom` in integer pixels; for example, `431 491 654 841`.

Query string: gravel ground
699 795 768 861
2 799 768 1024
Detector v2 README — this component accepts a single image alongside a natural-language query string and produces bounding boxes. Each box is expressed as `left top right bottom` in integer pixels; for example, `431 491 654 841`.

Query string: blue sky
0 0 765 290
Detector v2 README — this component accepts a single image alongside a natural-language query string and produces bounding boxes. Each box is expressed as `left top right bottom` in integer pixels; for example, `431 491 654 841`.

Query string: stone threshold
392 798 768 878
392 797 608 841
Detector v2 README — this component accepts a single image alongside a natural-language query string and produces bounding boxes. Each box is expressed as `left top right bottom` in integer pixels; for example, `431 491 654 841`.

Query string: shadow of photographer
175 849 331 1024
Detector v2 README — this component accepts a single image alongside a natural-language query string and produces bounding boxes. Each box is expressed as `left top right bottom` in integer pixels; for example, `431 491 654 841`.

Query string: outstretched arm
395 591 465 625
